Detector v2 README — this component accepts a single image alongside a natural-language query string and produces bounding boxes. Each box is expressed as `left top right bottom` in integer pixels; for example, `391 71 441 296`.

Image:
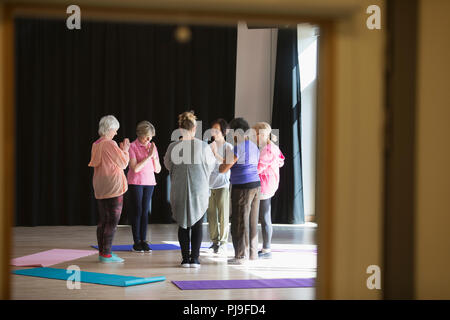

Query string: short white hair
98 115 120 136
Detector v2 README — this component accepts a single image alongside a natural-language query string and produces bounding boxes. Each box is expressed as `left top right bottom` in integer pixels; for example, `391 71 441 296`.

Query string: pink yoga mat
11 249 97 267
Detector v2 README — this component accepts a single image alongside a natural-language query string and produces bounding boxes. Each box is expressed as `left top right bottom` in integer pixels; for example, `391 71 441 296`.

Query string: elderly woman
88 115 130 263
219 117 261 265
253 122 285 259
127 121 161 253
164 111 216 268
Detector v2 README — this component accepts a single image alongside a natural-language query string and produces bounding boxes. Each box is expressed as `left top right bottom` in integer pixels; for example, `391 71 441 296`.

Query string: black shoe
210 243 219 253
189 258 201 268
132 243 144 252
141 241 152 253
258 250 272 259
181 259 190 268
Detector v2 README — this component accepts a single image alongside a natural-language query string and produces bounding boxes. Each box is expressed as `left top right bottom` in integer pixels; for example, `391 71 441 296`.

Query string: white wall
298 24 318 218
234 22 277 127
235 22 317 219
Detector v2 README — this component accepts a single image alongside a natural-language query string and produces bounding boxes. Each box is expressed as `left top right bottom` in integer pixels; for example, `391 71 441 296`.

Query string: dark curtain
15 18 237 226
270 28 305 224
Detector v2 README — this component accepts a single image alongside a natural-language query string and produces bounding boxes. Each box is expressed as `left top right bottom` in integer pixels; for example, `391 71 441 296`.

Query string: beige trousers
207 187 230 246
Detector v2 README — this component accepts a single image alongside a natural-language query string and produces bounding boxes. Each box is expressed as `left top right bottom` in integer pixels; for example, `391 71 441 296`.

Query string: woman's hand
219 154 238 173
210 141 218 155
147 142 156 159
121 138 130 152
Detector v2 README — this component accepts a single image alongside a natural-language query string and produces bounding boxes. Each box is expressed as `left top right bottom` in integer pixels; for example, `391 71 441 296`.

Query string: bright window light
299 39 317 91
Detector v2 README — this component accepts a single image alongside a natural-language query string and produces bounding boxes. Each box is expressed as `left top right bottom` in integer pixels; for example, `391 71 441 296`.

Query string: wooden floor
11 224 317 300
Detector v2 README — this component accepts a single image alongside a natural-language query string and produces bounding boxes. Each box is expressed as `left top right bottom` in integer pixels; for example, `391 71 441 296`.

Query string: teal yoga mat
13 267 166 287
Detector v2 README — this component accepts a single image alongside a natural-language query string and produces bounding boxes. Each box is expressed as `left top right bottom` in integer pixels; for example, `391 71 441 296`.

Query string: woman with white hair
88 115 130 263
252 122 285 259
127 121 161 253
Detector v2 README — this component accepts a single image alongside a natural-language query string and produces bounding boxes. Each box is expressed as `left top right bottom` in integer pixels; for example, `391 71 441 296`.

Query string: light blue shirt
209 142 233 189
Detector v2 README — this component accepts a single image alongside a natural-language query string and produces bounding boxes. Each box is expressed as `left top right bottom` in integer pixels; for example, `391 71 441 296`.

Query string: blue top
230 140 260 185
209 141 233 189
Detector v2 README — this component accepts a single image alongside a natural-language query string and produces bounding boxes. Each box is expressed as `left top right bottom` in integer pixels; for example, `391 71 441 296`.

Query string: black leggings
96 196 123 255
178 215 204 260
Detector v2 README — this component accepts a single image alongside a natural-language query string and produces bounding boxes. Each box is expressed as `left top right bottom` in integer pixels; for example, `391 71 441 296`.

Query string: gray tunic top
164 138 216 229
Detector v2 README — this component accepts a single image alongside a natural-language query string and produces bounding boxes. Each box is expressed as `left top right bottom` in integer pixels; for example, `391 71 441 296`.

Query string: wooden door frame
1 0 385 300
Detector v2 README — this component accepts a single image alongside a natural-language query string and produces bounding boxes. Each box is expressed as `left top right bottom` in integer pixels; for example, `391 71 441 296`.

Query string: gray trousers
259 198 273 249
230 187 260 260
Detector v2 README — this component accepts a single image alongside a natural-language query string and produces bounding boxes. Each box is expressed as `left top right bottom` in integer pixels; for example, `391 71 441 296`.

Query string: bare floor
11 224 317 300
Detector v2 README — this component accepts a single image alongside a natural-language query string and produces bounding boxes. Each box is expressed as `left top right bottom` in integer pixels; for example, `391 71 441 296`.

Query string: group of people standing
88 117 161 262
88 111 284 268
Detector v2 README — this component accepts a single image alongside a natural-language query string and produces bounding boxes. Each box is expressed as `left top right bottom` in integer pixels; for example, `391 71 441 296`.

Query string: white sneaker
217 245 227 256
181 259 190 268
227 258 247 265
189 258 201 268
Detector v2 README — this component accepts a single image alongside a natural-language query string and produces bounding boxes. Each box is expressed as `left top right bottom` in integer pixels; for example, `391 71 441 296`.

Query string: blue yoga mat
90 244 180 251
90 243 217 251
13 267 166 287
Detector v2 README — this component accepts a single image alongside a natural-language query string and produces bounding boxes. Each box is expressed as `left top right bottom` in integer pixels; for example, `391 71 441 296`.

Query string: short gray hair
98 115 120 136
136 121 156 137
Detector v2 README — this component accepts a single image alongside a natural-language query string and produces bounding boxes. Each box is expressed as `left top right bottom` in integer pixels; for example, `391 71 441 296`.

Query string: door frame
1 0 385 299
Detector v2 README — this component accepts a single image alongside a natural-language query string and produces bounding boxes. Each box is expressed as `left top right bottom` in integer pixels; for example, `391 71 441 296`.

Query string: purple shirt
230 140 260 185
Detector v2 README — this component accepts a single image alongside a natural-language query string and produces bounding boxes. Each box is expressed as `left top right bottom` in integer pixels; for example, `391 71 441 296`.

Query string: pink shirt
127 139 159 186
88 138 129 200
258 142 285 198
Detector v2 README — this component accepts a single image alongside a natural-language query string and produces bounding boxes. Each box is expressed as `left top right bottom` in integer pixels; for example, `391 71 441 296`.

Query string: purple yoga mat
172 278 315 290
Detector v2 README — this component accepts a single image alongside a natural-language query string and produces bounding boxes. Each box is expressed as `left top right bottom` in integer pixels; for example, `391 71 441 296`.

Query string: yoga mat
13 267 166 287
91 245 132 251
199 243 316 252
200 243 233 249
271 248 317 253
172 278 315 290
90 244 180 251
90 243 316 253
11 249 97 267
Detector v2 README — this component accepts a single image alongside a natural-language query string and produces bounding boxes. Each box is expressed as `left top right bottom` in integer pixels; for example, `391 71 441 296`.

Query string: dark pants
178 215 204 261
231 187 260 260
129 185 155 244
96 195 123 255
259 198 272 249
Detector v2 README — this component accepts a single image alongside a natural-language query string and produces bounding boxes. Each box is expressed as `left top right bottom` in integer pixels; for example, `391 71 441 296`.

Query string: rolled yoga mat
172 278 315 290
13 267 166 287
